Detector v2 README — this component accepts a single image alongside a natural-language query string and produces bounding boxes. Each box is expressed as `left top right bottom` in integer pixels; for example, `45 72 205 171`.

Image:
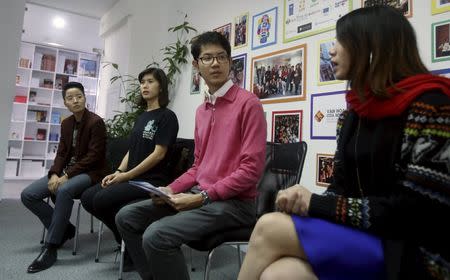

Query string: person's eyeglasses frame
197 54 230 65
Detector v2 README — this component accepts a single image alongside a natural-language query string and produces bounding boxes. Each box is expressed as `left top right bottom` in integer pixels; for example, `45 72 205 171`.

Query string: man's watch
200 190 211 205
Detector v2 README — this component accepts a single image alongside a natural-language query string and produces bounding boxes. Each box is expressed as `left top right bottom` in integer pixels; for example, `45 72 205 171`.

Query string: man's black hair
191 31 231 60
62 82 85 99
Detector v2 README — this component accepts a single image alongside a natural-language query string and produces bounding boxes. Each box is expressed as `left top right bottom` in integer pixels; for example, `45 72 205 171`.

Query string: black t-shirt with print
127 107 179 185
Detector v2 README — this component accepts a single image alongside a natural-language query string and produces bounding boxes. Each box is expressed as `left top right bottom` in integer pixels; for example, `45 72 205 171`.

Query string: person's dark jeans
21 174 92 245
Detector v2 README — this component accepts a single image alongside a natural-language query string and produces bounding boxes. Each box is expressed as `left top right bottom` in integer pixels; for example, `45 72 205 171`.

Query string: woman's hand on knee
276 185 312 216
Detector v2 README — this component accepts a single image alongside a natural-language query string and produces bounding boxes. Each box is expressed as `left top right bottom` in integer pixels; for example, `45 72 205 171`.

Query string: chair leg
90 214 94 233
95 221 104 262
40 197 50 244
204 248 216 280
190 247 196 271
118 240 125 280
72 201 81 255
237 244 242 269
40 225 46 244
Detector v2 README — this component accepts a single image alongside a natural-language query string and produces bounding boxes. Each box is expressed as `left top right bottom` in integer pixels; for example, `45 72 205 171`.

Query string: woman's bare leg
260 257 317 280
237 212 316 280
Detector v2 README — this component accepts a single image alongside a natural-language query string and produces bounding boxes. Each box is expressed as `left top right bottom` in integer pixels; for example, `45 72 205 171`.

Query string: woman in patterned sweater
238 6 450 280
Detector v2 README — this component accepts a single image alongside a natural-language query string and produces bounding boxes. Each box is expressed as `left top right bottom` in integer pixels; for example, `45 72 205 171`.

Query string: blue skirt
292 215 385 280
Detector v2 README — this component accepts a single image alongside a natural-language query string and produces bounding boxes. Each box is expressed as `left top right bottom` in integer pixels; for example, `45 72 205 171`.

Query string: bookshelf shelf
5 42 100 180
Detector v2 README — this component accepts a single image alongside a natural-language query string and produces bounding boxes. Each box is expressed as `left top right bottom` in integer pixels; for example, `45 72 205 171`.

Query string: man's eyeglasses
198 54 229 65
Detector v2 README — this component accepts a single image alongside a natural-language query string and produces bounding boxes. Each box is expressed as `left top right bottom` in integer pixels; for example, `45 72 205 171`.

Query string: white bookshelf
5 42 100 180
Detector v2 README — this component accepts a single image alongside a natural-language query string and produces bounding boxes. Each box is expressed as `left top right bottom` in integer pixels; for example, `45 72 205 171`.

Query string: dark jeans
21 174 92 245
80 182 149 244
116 198 256 280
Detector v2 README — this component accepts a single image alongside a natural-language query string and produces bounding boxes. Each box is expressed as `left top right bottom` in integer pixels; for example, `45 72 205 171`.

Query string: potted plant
104 14 196 139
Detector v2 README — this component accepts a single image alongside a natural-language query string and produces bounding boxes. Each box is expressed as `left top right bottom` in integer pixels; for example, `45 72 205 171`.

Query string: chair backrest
256 141 307 218
106 137 130 171
165 138 195 182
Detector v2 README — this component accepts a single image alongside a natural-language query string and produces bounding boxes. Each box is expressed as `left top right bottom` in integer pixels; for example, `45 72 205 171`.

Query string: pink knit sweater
169 85 266 201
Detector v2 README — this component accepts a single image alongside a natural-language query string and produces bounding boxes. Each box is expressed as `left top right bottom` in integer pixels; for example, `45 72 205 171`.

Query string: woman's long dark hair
137 67 170 108
336 6 428 99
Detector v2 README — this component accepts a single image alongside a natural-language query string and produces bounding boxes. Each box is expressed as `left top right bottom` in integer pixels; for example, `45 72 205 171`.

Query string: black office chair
187 141 307 280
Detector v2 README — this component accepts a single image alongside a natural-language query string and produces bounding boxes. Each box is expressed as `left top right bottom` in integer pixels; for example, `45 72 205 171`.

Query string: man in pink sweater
115 31 267 280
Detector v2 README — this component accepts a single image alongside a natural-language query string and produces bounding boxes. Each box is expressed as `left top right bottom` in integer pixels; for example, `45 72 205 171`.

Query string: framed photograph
251 44 307 104
252 7 278 50
191 66 201 95
233 12 249 49
213 23 232 42
431 67 450 78
79 59 97 77
432 0 450 15
318 38 342 86
432 19 450 63
310 91 347 140
230 53 247 89
316 153 334 187
361 0 412 17
271 110 303 143
283 0 352 43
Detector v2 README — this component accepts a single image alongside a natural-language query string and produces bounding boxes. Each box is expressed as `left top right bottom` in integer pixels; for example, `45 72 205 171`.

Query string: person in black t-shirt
80 68 178 271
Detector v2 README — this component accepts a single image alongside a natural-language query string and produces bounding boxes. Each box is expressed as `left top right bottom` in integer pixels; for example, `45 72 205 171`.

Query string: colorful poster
230 54 247 89
272 110 303 143
190 66 200 95
431 0 450 15
310 91 347 139
213 23 232 42
252 7 278 50
432 19 450 63
318 38 342 85
283 0 352 43
316 153 334 187
234 13 249 49
362 0 412 17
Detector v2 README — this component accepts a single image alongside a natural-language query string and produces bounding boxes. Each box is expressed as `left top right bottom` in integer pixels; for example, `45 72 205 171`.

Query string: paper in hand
129 180 170 198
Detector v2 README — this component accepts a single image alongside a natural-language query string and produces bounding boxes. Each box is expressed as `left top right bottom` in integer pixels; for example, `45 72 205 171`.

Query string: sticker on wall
230 53 247 89
283 0 352 43
251 7 278 50
316 153 334 187
233 12 249 49
310 91 347 140
432 19 450 63
271 110 303 143
251 44 307 104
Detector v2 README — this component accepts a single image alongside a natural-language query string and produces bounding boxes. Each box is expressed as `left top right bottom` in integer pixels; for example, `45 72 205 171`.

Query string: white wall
101 0 450 194
98 12 131 119
22 3 103 54
0 0 27 199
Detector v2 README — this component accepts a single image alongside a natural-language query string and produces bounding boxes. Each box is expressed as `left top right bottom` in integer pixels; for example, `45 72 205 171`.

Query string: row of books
24 128 47 141
21 130 59 142
27 110 47 122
